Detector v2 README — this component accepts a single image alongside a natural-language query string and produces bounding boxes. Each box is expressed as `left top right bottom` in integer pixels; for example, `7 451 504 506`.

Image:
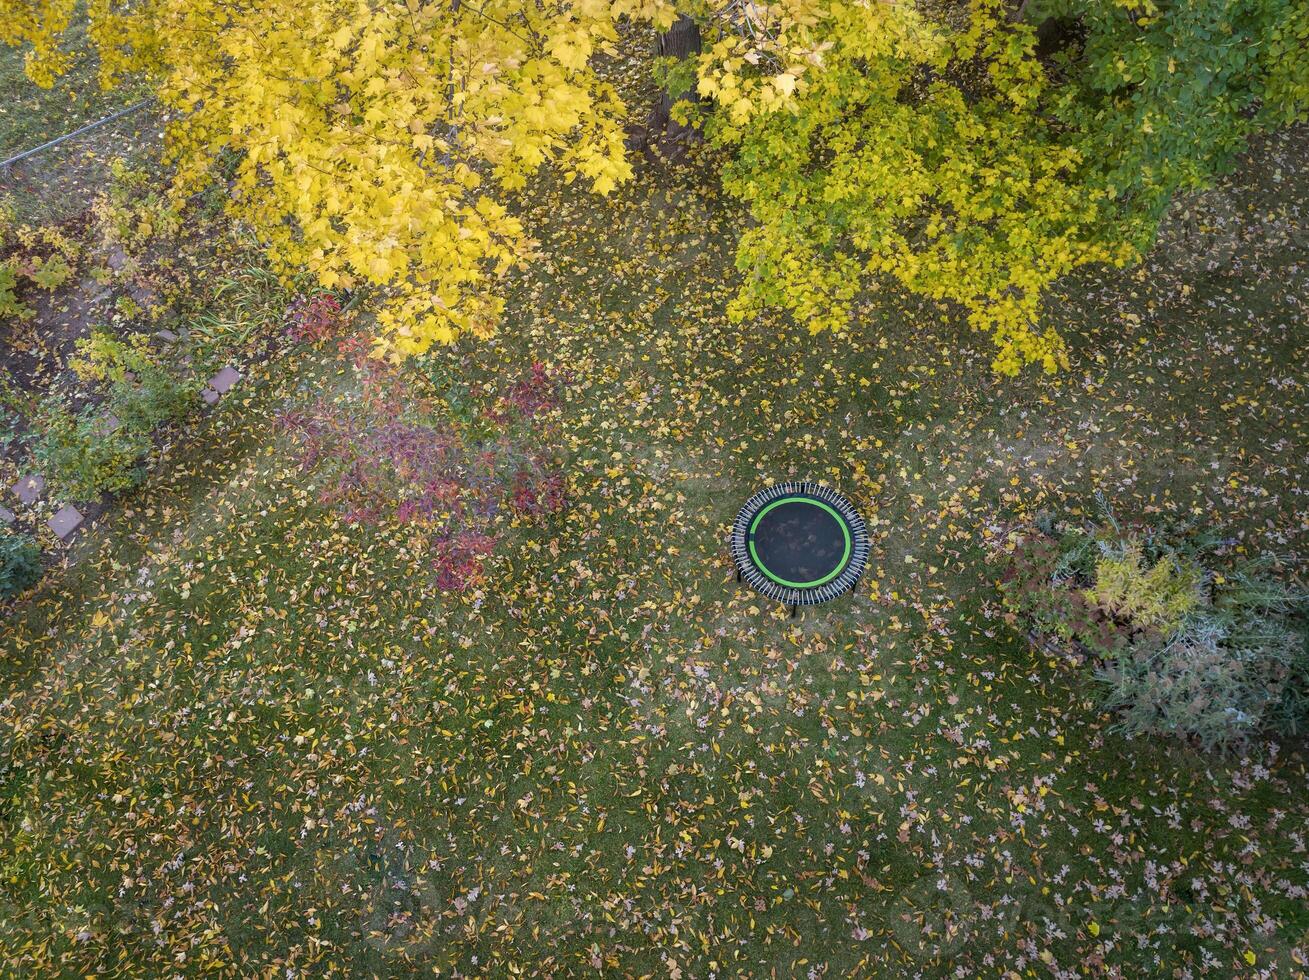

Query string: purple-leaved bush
280 337 568 591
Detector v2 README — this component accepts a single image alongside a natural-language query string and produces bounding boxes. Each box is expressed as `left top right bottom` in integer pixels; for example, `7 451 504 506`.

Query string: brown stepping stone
154 329 179 343
12 474 44 505
0 504 14 525
202 387 221 405
48 505 84 540
209 366 240 393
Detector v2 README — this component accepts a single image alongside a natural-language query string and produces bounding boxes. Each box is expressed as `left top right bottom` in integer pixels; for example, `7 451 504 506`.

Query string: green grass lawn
0 22 132 160
2 43 1308 977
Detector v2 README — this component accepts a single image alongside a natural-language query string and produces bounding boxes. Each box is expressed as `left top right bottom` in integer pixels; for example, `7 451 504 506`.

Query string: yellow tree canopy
5 0 1305 371
2 0 678 358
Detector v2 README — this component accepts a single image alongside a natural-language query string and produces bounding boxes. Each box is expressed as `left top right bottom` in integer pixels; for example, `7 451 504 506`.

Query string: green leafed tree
689 0 1309 372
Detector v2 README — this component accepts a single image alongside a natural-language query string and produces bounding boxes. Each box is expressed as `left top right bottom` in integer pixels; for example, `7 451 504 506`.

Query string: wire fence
0 102 162 224
0 100 152 171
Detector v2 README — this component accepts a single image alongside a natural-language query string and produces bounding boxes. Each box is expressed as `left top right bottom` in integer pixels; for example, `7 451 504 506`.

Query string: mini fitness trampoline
731 481 869 616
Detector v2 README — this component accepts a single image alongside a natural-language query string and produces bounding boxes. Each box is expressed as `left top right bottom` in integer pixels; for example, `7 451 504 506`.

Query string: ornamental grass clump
1001 513 1308 752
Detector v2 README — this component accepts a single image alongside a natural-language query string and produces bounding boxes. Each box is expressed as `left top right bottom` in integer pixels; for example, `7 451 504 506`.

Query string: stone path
91 413 121 435
12 474 44 505
202 365 241 405
48 505 84 540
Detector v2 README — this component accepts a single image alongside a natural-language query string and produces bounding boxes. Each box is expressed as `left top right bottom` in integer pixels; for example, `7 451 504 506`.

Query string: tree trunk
629 15 703 160
1009 0 1080 61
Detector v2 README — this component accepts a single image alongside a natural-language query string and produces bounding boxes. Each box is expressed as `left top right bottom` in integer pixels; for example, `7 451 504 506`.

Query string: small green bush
92 160 182 253
30 397 150 500
109 371 195 433
1097 585 1307 752
0 371 27 455
1002 515 1308 751
0 530 41 601
27 253 73 291
71 330 196 433
0 260 35 322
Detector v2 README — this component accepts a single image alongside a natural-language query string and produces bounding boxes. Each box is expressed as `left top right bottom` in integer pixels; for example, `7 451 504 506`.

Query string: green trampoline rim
747 496 852 589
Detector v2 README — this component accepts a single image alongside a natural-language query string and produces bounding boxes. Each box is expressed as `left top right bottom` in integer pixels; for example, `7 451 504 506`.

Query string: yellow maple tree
3 0 677 357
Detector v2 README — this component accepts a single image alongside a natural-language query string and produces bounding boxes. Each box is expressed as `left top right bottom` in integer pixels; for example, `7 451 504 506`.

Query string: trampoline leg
789 605 798 619
736 567 742 584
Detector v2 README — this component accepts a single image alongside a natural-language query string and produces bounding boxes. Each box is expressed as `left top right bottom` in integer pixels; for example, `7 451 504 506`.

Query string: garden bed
1 155 330 586
998 510 1309 751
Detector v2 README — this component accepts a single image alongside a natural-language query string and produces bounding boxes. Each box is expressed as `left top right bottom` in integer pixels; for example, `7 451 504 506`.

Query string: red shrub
510 467 567 518
280 353 568 592
287 294 344 344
